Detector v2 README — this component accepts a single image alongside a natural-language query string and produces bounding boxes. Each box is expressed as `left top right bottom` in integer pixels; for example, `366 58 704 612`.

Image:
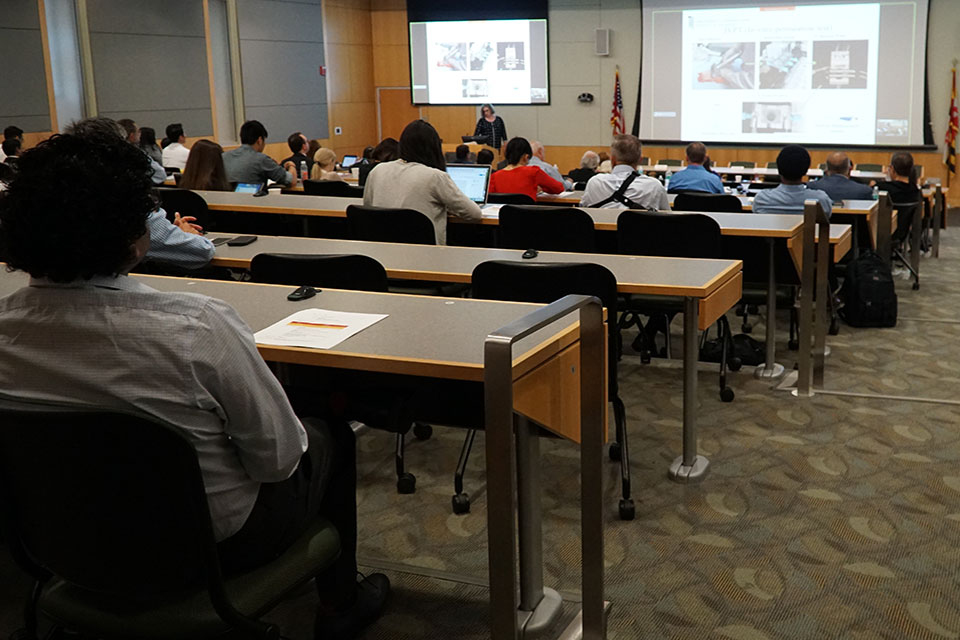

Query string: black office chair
301 179 364 198
639 156 650 166
250 252 389 292
345 204 436 245
470 261 635 520
498 205 596 253
672 192 744 213
730 161 756 168
488 192 536 205
657 158 682 167
157 187 211 228
573 181 588 191
891 201 923 289
0 397 341 640
857 163 883 172
617 211 737 402
765 162 778 169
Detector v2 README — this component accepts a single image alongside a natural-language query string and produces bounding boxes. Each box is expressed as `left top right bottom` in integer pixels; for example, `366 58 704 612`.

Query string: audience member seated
139 126 163 166
117 118 166 184
2 139 21 167
597 151 612 173
311 147 344 181
807 151 877 201
0 125 23 162
875 151 921 204
580 134 669 210
359 137 399 187
0 132 390 637
282 131 313 174
529 140 572 190
568 150 599 184
307 138 322 164
667 142 724 194
489 137 564 201
454 144 473 163
753 145 832 217
179 139 230 191
223 120 297 188
476 148 495 166
66 117 214 269
363 120 481 244
162 123 191 170
358 145 374 165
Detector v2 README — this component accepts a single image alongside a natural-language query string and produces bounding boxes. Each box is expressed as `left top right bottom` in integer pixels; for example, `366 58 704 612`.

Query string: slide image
812 40 869 89
462 79 489 98
877 118 907 137
497 42 525 71
743 102 797 134
759 41 809 90
693 42 755 90
436 43 467 71
470 42 494 71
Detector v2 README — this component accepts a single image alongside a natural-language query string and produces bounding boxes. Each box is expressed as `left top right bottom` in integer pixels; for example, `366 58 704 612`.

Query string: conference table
206 232 743 483
0 270 606 640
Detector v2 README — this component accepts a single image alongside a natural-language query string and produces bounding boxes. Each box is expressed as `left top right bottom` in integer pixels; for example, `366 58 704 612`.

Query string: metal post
933 185 943 259
876 193 893 265
754 238 785 380
813 213 831 388
796 201 818 396
515 415 544 612
668 297 710 482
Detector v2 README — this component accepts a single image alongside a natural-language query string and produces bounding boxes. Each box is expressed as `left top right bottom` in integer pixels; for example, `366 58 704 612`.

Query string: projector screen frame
406 18 552 107
636 139 937 152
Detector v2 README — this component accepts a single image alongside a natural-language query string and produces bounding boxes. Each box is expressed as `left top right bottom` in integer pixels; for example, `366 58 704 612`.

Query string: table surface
0 271 576 383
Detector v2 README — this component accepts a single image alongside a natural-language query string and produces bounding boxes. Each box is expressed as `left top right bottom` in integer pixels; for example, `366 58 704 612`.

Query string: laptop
234 182 262 194
341 154 358 168
446 163 492 206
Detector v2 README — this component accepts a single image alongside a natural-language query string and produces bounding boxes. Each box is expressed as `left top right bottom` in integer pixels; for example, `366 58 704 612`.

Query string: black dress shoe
315 573 390 639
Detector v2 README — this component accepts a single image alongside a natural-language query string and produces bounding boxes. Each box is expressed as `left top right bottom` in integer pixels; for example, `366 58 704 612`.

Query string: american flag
946 65 958 174
611 68 624 135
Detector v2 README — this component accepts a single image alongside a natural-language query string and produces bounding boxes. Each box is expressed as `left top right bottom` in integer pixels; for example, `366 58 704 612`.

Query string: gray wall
0 0 52 133
86 0 213 137
236 0 328 142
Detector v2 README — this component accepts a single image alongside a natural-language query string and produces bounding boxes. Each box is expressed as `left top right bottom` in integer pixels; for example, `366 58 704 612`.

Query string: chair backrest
302 179 364 198
488 192 536 205
639 156 650 166
890 201 923 243
345 204 437 245
498 205 596 253
672 192 744 213
0 397 218 596
573 181 587 191
818 163 826 171
857 163 883 172
730 161 755 168
657 158 682 166
765 162 777 169
250 253 389 291
617 210 722 259
471 261 619 393
158 188 210 225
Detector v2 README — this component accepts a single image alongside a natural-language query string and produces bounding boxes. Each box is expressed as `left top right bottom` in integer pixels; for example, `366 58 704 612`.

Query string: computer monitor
234 182 262 194
341 154 358 168
446 164 491 205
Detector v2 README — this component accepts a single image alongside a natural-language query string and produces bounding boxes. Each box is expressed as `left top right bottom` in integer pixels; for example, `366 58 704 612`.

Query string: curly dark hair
0 133 156 282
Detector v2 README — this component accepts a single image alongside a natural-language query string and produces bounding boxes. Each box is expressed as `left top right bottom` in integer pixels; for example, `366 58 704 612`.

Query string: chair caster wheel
829 318 840 335
413 422 433 440
452 493 471 514
729 357 742 372
608 442 622 461
912 282 920 290
788 339 799 351
640 350 651 364
397 472 416 494
720 387 735 403
742 323 752 334
619 499 635 521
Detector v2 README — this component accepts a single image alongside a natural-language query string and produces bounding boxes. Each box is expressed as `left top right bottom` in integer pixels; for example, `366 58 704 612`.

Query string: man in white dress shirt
162 122 191 170
580 134 670 210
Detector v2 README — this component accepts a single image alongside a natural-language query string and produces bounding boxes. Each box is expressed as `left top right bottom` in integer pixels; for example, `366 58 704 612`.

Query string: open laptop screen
446 164 491 204
234 182 262 194
341 154 358 168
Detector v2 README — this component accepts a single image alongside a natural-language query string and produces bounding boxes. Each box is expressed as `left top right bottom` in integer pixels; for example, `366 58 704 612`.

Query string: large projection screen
639 1 930 146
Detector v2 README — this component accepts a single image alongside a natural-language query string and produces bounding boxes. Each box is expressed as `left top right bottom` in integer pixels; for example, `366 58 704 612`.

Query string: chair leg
893 247 920 290
612 396 634 520
663 313 673 359
395 433 415 494
451 430 476 514
741 303 752 333
788 305 799 350
718 317 735 402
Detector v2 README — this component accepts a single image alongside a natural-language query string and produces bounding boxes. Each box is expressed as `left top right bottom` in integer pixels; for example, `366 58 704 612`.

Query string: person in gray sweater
363 120 481 244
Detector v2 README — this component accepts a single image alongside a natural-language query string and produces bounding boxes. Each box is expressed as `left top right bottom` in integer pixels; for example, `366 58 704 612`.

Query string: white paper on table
254 308 388 350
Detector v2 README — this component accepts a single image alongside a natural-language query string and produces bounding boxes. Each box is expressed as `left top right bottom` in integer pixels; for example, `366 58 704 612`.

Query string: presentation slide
409 19 549 105
640 1 929 146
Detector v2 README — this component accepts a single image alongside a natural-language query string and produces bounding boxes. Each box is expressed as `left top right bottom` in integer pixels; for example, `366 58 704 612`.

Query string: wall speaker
595 28 610 56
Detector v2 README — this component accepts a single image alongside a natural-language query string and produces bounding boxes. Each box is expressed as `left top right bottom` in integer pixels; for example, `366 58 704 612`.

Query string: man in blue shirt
807 152 874 201
753 145 832 217
667 142 724 194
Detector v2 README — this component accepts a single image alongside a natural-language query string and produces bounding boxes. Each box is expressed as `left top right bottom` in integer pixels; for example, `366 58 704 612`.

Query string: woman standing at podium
473 104 507 151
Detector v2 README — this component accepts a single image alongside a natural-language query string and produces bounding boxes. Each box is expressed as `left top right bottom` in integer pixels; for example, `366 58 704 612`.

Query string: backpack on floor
700 333 766 366
839 250 897 328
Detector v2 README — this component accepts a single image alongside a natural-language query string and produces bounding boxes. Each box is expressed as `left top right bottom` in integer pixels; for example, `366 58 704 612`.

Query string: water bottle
300 160 308 181
664 170 672 190
872 184 879 200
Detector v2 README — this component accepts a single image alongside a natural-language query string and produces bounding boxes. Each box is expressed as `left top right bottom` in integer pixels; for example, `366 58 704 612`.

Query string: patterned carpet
3 219 960 639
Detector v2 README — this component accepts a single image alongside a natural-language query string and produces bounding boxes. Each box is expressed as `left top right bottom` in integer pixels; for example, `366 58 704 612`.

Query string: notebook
446 163 491 205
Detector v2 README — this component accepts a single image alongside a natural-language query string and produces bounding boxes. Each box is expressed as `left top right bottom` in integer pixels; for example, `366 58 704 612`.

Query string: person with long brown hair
179 139 229 191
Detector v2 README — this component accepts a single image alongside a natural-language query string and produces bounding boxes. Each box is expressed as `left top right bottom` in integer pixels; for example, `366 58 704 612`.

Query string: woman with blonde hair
310 147 342 181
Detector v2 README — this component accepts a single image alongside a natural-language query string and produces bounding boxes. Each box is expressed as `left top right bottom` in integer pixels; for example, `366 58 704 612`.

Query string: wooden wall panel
422 106 476 146
379 88 419 141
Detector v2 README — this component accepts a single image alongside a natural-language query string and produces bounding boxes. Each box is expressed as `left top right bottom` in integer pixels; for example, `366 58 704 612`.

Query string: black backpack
839 250 897 327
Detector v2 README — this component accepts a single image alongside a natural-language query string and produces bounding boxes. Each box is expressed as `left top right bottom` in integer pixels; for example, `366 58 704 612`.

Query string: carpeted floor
3 216 960 639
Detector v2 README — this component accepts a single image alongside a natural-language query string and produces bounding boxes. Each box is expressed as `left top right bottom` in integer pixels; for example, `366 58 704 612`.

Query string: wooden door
378 88 421 141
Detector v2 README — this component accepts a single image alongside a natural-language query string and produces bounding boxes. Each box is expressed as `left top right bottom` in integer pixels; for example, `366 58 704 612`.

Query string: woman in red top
489 137 564 201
